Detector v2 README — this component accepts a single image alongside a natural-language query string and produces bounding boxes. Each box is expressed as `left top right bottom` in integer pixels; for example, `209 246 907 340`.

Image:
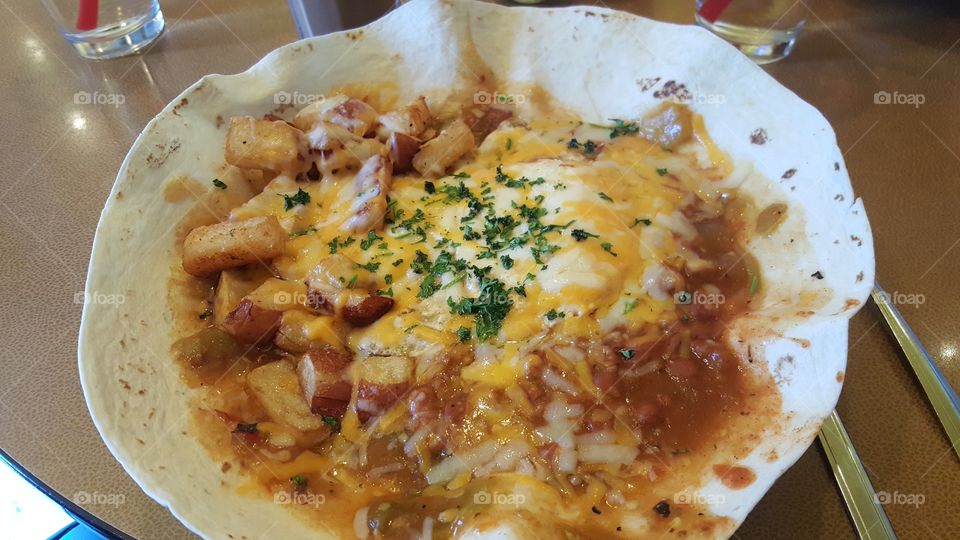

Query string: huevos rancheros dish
171 89 780 538
78 1 874 538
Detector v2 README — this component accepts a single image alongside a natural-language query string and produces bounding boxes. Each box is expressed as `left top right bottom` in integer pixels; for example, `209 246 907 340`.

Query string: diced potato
297 346 353 416
182 216 286 277
245 278 309 312
356 355 414 415
247 361 324 431
387 132 421 173
293 95 379 136
465 106 512 144
377 96 431 138
212 266 274 325
241 168 276 194
221 298 282 344
341 296 394 327
225 116 305 171
175 168 260 233
274 310 348 353
341 154 393 234
412 119 475 177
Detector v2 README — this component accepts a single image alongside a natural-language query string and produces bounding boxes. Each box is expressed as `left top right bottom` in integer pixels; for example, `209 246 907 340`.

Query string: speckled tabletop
1 0 958 538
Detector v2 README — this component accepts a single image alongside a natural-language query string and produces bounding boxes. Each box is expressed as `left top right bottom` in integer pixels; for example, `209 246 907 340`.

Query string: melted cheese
231 114 729 369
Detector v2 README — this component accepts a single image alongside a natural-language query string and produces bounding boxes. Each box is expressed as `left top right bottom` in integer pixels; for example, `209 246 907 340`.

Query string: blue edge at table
0 447 127 540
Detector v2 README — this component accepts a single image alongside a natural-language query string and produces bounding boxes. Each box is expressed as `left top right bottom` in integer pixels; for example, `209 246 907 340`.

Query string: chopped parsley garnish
494 165 527 188
345 274 358 289
327 236 355 254
601 242 618 256
633 218 652 227
198 309 212 320
545 309 566 321
392 208 429 243
656 167 669 176
359 262 380 272
608 118 639 139
456 326 471 342
452 171 470 179
424 181 436 194
378 287 394 297
418 275 439 298
392 259 404 267
506 138 513 150
619 348 635 360
321 416 340 430
360 230 382 250
749 274 760 296
291 474 308 490
530 177 546 185
411 250 431 274
415 251 469 299
598 192 613 203
281 188 311 210
571 229 599 242
446 272 513 342
212 178 227 189
499 255 514 269
289 226 318 238
234 423 258 433
568 138 597 155
623 299 639 314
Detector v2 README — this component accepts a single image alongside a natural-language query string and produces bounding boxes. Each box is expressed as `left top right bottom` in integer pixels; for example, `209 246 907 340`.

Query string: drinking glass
695 0 806 64
41 0 165 60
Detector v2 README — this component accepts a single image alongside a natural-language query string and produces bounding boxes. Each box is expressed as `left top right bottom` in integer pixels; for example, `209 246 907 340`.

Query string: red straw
76 0 99 31
698 0 732 24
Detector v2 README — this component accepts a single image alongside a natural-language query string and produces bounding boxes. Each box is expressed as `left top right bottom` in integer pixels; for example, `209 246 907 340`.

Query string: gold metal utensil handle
819 411 897 540
872 284 960 459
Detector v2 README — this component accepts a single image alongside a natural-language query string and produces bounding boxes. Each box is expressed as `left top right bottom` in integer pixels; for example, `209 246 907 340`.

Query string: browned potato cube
356 355 413 415
247 361 324 431
221 298 282 344
182 216 286 277
212 266 273 325
387 132 421 173
412 119 475 177
297 346 353 416
225 116 304 171
378 96 431 138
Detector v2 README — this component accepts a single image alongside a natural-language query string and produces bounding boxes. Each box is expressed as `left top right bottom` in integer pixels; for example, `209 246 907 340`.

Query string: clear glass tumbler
42 0 165 60
695 0 806 64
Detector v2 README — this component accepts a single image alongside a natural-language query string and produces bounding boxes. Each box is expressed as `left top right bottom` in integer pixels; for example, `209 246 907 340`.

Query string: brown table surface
1 0 958 538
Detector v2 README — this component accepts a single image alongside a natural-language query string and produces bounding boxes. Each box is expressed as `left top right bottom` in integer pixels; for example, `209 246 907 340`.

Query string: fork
872 283 960 458
819 412 897 539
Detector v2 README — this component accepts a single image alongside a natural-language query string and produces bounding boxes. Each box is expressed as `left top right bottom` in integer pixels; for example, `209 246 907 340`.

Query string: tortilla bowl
79 0 874 537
